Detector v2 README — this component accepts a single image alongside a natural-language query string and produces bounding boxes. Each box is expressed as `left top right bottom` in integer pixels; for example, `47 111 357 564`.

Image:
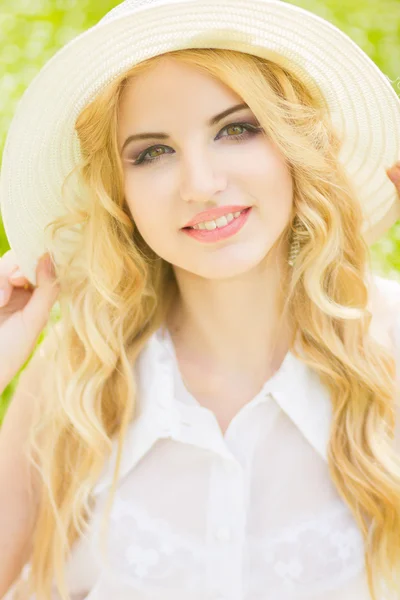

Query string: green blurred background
0 0 400 423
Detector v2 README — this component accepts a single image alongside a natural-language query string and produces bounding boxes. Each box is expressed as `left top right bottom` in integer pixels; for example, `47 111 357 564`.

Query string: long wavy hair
11 47 400 599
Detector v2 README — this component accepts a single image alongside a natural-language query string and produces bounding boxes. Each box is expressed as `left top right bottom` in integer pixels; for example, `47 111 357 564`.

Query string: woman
0 0 400 598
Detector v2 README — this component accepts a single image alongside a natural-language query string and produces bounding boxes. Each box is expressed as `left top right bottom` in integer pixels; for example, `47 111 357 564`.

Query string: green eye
131 122 262 167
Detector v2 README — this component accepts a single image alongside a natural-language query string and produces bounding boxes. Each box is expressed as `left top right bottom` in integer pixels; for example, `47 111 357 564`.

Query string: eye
128 121 263 167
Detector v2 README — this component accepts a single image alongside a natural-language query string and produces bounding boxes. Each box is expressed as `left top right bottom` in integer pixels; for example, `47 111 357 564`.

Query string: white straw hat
1 0 399 285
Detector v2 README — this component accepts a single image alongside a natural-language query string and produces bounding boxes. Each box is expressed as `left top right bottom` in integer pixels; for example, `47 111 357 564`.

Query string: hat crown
99 0 196 25
98 0 283 25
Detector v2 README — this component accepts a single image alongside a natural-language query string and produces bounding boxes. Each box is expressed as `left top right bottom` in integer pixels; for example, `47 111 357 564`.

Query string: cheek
124 172 170 228
265 163 293 209
124 178 177 256
127 198 169 242
244 150 293 213
238 142 292 190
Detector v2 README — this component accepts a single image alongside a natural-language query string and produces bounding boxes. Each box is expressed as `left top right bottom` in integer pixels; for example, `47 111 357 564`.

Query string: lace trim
91 493 365 596
92 493 209 591
246 502 365 596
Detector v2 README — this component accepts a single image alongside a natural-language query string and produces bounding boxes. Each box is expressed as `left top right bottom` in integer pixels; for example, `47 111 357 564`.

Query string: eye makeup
124 121 264 167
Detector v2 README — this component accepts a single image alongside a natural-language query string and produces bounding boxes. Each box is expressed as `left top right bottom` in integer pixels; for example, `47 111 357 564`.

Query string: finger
0 251 44 286
0 251 33 289
8 269 32 288
0 278 33 309
0 254 44 306
8 277 33 290
387 163 400 184
21 262 60 335
0 249 19 277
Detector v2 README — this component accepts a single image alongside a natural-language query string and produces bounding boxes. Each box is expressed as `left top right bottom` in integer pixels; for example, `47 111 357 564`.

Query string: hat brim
1 0 399 284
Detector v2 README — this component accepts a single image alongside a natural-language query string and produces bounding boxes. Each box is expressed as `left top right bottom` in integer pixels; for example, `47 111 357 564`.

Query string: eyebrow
120 102 249 153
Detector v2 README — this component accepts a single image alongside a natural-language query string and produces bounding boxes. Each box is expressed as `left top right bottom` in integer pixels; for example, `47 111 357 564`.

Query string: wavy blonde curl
10 48 400 599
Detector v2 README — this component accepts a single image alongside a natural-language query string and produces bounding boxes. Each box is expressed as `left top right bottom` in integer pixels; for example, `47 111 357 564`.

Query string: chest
66 419 368 600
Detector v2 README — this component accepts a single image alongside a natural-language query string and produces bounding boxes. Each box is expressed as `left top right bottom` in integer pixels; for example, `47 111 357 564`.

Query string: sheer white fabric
7 272 400 600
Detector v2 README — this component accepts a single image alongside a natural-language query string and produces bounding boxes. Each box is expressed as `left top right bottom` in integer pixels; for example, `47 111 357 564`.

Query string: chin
186 251 270 280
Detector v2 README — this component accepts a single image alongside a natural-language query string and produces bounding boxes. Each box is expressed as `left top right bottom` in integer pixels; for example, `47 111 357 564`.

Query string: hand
386 161 400 197
0 250 60 393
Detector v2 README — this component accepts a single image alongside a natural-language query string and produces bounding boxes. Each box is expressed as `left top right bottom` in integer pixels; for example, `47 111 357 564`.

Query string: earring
288 215 306 267
288 235 300 267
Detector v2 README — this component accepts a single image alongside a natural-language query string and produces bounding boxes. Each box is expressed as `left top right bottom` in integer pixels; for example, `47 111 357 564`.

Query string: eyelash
129 122 263 167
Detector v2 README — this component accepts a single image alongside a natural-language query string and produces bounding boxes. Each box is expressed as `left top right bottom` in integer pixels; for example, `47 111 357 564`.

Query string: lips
184 208 248 229
182 205 251 228
182 206 252 242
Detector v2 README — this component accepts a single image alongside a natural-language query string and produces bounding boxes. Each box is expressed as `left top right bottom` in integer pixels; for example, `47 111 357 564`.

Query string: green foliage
0 0 399 422
287 0 400 279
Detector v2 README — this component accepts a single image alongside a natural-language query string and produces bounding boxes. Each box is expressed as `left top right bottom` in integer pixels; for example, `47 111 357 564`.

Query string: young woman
0 0 400 598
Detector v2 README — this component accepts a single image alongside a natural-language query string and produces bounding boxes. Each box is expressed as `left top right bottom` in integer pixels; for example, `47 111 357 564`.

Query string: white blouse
7 272 400 600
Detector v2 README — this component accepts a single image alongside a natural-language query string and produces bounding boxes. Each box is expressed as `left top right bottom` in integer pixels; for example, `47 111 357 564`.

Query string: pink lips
182 207 252 243
182 205 251 228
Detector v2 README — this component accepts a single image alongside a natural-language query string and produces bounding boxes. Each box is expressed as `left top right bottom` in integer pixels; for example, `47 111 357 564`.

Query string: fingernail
44 254 56 278
387 167 400 182
9 268 24 280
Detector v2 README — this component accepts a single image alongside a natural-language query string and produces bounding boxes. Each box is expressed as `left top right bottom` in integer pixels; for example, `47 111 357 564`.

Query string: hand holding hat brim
387 162 400 196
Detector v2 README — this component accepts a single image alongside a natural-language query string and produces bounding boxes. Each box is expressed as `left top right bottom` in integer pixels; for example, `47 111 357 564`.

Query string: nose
179 147 227 205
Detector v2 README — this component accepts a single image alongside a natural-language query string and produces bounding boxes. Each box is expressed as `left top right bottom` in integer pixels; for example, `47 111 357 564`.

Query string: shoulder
365 273 400 454
366 271 400 351
368 271 400 304
367 271 400 315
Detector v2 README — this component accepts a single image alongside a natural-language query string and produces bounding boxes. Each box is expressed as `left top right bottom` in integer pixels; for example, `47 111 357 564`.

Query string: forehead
118 57 243 125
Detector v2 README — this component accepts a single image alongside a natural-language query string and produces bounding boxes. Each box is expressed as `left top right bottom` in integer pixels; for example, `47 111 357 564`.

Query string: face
117 56 294 279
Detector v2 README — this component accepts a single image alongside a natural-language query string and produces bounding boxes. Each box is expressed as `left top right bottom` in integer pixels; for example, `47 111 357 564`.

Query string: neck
166 249 293 382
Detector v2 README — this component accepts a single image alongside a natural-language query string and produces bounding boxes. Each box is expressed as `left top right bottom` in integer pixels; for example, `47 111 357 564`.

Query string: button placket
214 526 232 543
206 459 245 600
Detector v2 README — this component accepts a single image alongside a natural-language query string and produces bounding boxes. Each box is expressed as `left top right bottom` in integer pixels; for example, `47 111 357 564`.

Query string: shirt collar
93 326 332 496
156 326 332 462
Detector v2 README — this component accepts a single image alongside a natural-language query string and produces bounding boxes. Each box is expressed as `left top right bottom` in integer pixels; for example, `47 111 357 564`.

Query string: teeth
191 210 244 230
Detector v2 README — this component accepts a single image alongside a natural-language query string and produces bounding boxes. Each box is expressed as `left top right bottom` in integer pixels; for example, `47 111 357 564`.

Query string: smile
182 207 252 243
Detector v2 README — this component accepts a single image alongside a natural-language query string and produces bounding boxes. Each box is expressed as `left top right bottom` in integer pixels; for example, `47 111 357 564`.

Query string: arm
0 334 53 597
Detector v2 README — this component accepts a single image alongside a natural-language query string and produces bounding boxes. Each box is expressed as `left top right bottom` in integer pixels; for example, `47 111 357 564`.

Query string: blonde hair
12 48 400 599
